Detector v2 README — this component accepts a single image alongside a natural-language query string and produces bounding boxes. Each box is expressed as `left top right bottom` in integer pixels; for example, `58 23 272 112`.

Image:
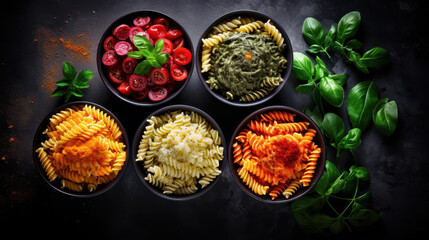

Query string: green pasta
205 27 287 102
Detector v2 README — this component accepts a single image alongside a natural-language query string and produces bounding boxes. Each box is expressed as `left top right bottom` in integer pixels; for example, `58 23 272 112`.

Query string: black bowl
132 105 226 200
33 101 129 197
196 10 293 107
228 105 326 203
97 10 194 106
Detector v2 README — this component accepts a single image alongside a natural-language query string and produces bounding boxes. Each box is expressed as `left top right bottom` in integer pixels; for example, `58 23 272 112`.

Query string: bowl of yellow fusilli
33 101 129 197
132 104 226 200
196 10 293 107
229 105 325 203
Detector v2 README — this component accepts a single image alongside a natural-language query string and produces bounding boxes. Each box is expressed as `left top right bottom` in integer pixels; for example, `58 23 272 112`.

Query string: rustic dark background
1 0 427 239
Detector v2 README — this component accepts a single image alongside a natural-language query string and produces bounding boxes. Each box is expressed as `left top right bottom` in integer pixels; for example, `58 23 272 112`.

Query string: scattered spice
8 125 13 129
9 137 15 143
1 156 6 161
34 27 92 95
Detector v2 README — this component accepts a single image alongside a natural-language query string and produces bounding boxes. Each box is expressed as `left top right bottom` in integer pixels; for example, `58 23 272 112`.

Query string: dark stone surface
0 0 427 239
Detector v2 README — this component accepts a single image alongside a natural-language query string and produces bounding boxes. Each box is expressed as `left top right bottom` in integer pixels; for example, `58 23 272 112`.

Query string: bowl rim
33 101 129 198
228 105 326 203
96 10 195 107
195 9 294 107
132 104 227 201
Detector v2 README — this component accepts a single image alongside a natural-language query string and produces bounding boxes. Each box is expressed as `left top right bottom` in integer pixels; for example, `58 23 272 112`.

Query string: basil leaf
302 17 325 46
348 208 381 228
141 49 153 58
303 106 323 128
62 62 76 80
133 35 153 52
296 83 315 94
71 88 83 97
315 56 329 77
315 160 340 196
354 166 369 180
338 128 362 150
319 76 344 107
329 218 345 234
329 74 348 87
337 11 361 43
55 79 71 87
156 52 169 65
134 60 152 75
147 56 161 68
322 112 345 140
306 44 324 55
360 47 389 67
347 81 380 130
372 98 398 136
127 51 144 59
292 52 314 81
324 24 336 49
346 39 362 49
51 87 68 97
153 39 164 55
76 70 94 84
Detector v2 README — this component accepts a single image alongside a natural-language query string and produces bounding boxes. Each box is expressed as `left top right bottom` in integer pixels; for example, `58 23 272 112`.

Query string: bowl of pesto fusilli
196 10 293 107
132 105 226 200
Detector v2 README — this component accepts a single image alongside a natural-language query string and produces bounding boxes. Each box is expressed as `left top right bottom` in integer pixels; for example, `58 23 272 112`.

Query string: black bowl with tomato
97 10 194 106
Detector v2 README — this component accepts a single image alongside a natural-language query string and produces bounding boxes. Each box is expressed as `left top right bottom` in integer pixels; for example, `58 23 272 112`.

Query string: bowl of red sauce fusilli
33 101 129 197
229 105 325 203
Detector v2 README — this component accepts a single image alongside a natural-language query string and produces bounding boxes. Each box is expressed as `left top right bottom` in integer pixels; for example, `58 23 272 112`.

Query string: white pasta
137 110 223 195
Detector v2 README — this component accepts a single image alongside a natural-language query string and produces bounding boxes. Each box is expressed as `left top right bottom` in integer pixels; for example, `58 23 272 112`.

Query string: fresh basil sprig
291 160 380 234
292 52 347 109
301 11 389 73
128 35 169 75
51 62 93 103
347 81 380 131
372 98 398 136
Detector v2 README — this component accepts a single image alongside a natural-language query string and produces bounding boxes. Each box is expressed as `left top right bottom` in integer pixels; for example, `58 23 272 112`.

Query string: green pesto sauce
211 32 286 97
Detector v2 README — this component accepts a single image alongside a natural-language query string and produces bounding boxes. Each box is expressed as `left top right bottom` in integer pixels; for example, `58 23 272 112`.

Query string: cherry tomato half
160 38 173 55
133 16 151 28
108 66 125 84
115 41 133 56
153 17 170 30
102 50 119 66
150 67 169 85
122 57 139 74
117 82 132 95
147 24 166 41
129 26 144 42
132 87 149 100
170 64 188 81
148 86 167 101
113 24 131 40
173 47 192 65
166 28 182 40
172 37 184 51
103 36 118 51
129 74 148 91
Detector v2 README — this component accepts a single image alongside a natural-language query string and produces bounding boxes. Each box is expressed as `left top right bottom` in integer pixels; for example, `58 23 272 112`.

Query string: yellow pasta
35 104 126 193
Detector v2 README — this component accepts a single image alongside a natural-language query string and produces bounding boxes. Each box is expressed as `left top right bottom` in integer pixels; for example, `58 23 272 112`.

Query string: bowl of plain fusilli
132 104 226 200
33 101 129 197
229 105 325 203
196 10 293 107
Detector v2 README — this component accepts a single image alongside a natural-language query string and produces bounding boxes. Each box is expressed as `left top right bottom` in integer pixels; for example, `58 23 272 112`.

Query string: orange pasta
232 110 321 200
35 104 126 193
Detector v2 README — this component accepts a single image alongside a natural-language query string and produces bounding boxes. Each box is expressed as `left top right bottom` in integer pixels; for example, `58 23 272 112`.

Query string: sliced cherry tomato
114 41 133 56
132 87 149 100
108 66 125 84
134 31 154 45
165 55 175 69
148 86 167 101
160 38 173 55
153 17 170 30
117 82 132 95
147 24 166 41
165 78 176 93
133 16 151 28
129 26 144 42
102 50 118 66
172 37 184 51
173 47 192 65
103 36 118 51
150 67 169 85
170 64 188 81
166 28 182 41
122 57 139 74
113 24 131 40
129 74 148 91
